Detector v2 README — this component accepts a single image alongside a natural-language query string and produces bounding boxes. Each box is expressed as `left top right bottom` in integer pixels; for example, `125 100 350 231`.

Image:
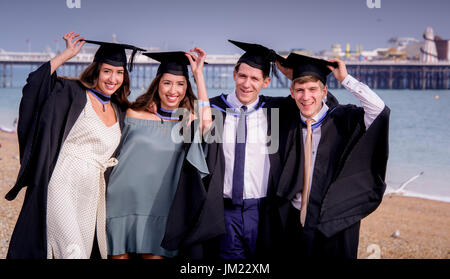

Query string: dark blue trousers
218 198 264 259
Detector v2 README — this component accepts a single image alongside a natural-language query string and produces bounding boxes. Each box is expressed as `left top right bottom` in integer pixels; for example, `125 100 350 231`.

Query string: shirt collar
300 100 329 123
227 90 260 110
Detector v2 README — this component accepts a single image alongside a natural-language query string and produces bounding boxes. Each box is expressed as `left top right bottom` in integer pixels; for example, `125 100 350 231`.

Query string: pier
1 51 449 89
331 62 450 90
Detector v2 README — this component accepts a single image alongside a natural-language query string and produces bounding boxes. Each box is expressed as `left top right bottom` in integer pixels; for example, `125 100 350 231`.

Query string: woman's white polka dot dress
46 93 121 259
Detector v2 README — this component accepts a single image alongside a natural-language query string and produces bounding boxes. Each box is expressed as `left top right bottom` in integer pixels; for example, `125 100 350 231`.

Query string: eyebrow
238 72 261 80
102 67 124 72
295 86 319 91
162 79 185 83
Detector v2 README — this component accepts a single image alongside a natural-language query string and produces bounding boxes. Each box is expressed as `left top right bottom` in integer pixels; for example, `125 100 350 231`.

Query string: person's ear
262 77 271 88
322 85 328 99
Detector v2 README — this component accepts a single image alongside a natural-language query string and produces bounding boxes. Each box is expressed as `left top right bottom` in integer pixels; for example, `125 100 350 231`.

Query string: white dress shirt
222 92 271 199
291 75 385 210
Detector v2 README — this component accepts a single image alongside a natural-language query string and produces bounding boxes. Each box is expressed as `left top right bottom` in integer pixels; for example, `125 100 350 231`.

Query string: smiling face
158 73 187 110
290 77 328 119
94 63 125 96
233 63 270 106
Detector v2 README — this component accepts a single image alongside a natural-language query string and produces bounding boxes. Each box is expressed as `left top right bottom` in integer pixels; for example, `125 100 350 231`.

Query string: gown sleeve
161 120 224 257
318 106 390 237
17 61 59 162
185 129 209 179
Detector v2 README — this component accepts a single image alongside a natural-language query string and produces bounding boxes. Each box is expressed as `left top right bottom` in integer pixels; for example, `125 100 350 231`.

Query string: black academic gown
4 61 126 259
161 93 295 259
276 98 390 259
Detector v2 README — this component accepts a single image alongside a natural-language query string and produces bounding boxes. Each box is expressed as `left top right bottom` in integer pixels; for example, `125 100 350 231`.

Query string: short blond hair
291 76 325 91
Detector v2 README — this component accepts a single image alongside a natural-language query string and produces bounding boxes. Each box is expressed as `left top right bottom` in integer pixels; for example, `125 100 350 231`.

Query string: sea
1 66 450 203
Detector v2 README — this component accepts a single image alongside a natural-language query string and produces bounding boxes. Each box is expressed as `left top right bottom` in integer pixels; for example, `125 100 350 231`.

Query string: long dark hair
77 62 131 107
130 73 196 113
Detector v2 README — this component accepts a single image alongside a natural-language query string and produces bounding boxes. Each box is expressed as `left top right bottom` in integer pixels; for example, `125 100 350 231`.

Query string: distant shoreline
384 189 450 204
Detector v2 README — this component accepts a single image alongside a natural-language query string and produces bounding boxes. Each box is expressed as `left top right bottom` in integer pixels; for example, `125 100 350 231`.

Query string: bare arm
185 47 212 134
50 32 85 75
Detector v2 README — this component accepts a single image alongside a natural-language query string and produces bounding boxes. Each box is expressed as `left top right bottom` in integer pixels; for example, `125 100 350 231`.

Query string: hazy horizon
0 0 449 54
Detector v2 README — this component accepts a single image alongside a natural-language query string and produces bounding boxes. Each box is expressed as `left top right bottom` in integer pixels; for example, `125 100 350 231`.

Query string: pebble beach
0 131 449 259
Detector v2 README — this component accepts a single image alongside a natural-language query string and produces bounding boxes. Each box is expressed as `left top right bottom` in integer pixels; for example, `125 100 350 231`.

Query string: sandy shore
0 131 23 258
358 194 450 259
0 132 449 259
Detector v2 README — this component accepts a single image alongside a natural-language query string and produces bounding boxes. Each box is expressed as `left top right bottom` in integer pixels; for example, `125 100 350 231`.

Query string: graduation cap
228 39 283 76
83 40 146 72
142 51 199 78
282 52 338 84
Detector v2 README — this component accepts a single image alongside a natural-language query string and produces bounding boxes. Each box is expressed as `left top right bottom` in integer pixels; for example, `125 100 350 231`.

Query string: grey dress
106 116 208 257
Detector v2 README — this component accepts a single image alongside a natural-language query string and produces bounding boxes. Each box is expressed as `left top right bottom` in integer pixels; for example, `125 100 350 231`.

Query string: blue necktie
232 105 247 206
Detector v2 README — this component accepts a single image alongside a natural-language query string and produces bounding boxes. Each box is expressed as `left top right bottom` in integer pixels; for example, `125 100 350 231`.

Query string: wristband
197 101 210 107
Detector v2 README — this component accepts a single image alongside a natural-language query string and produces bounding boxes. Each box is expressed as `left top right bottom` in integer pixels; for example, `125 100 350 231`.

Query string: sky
0 0 449 54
